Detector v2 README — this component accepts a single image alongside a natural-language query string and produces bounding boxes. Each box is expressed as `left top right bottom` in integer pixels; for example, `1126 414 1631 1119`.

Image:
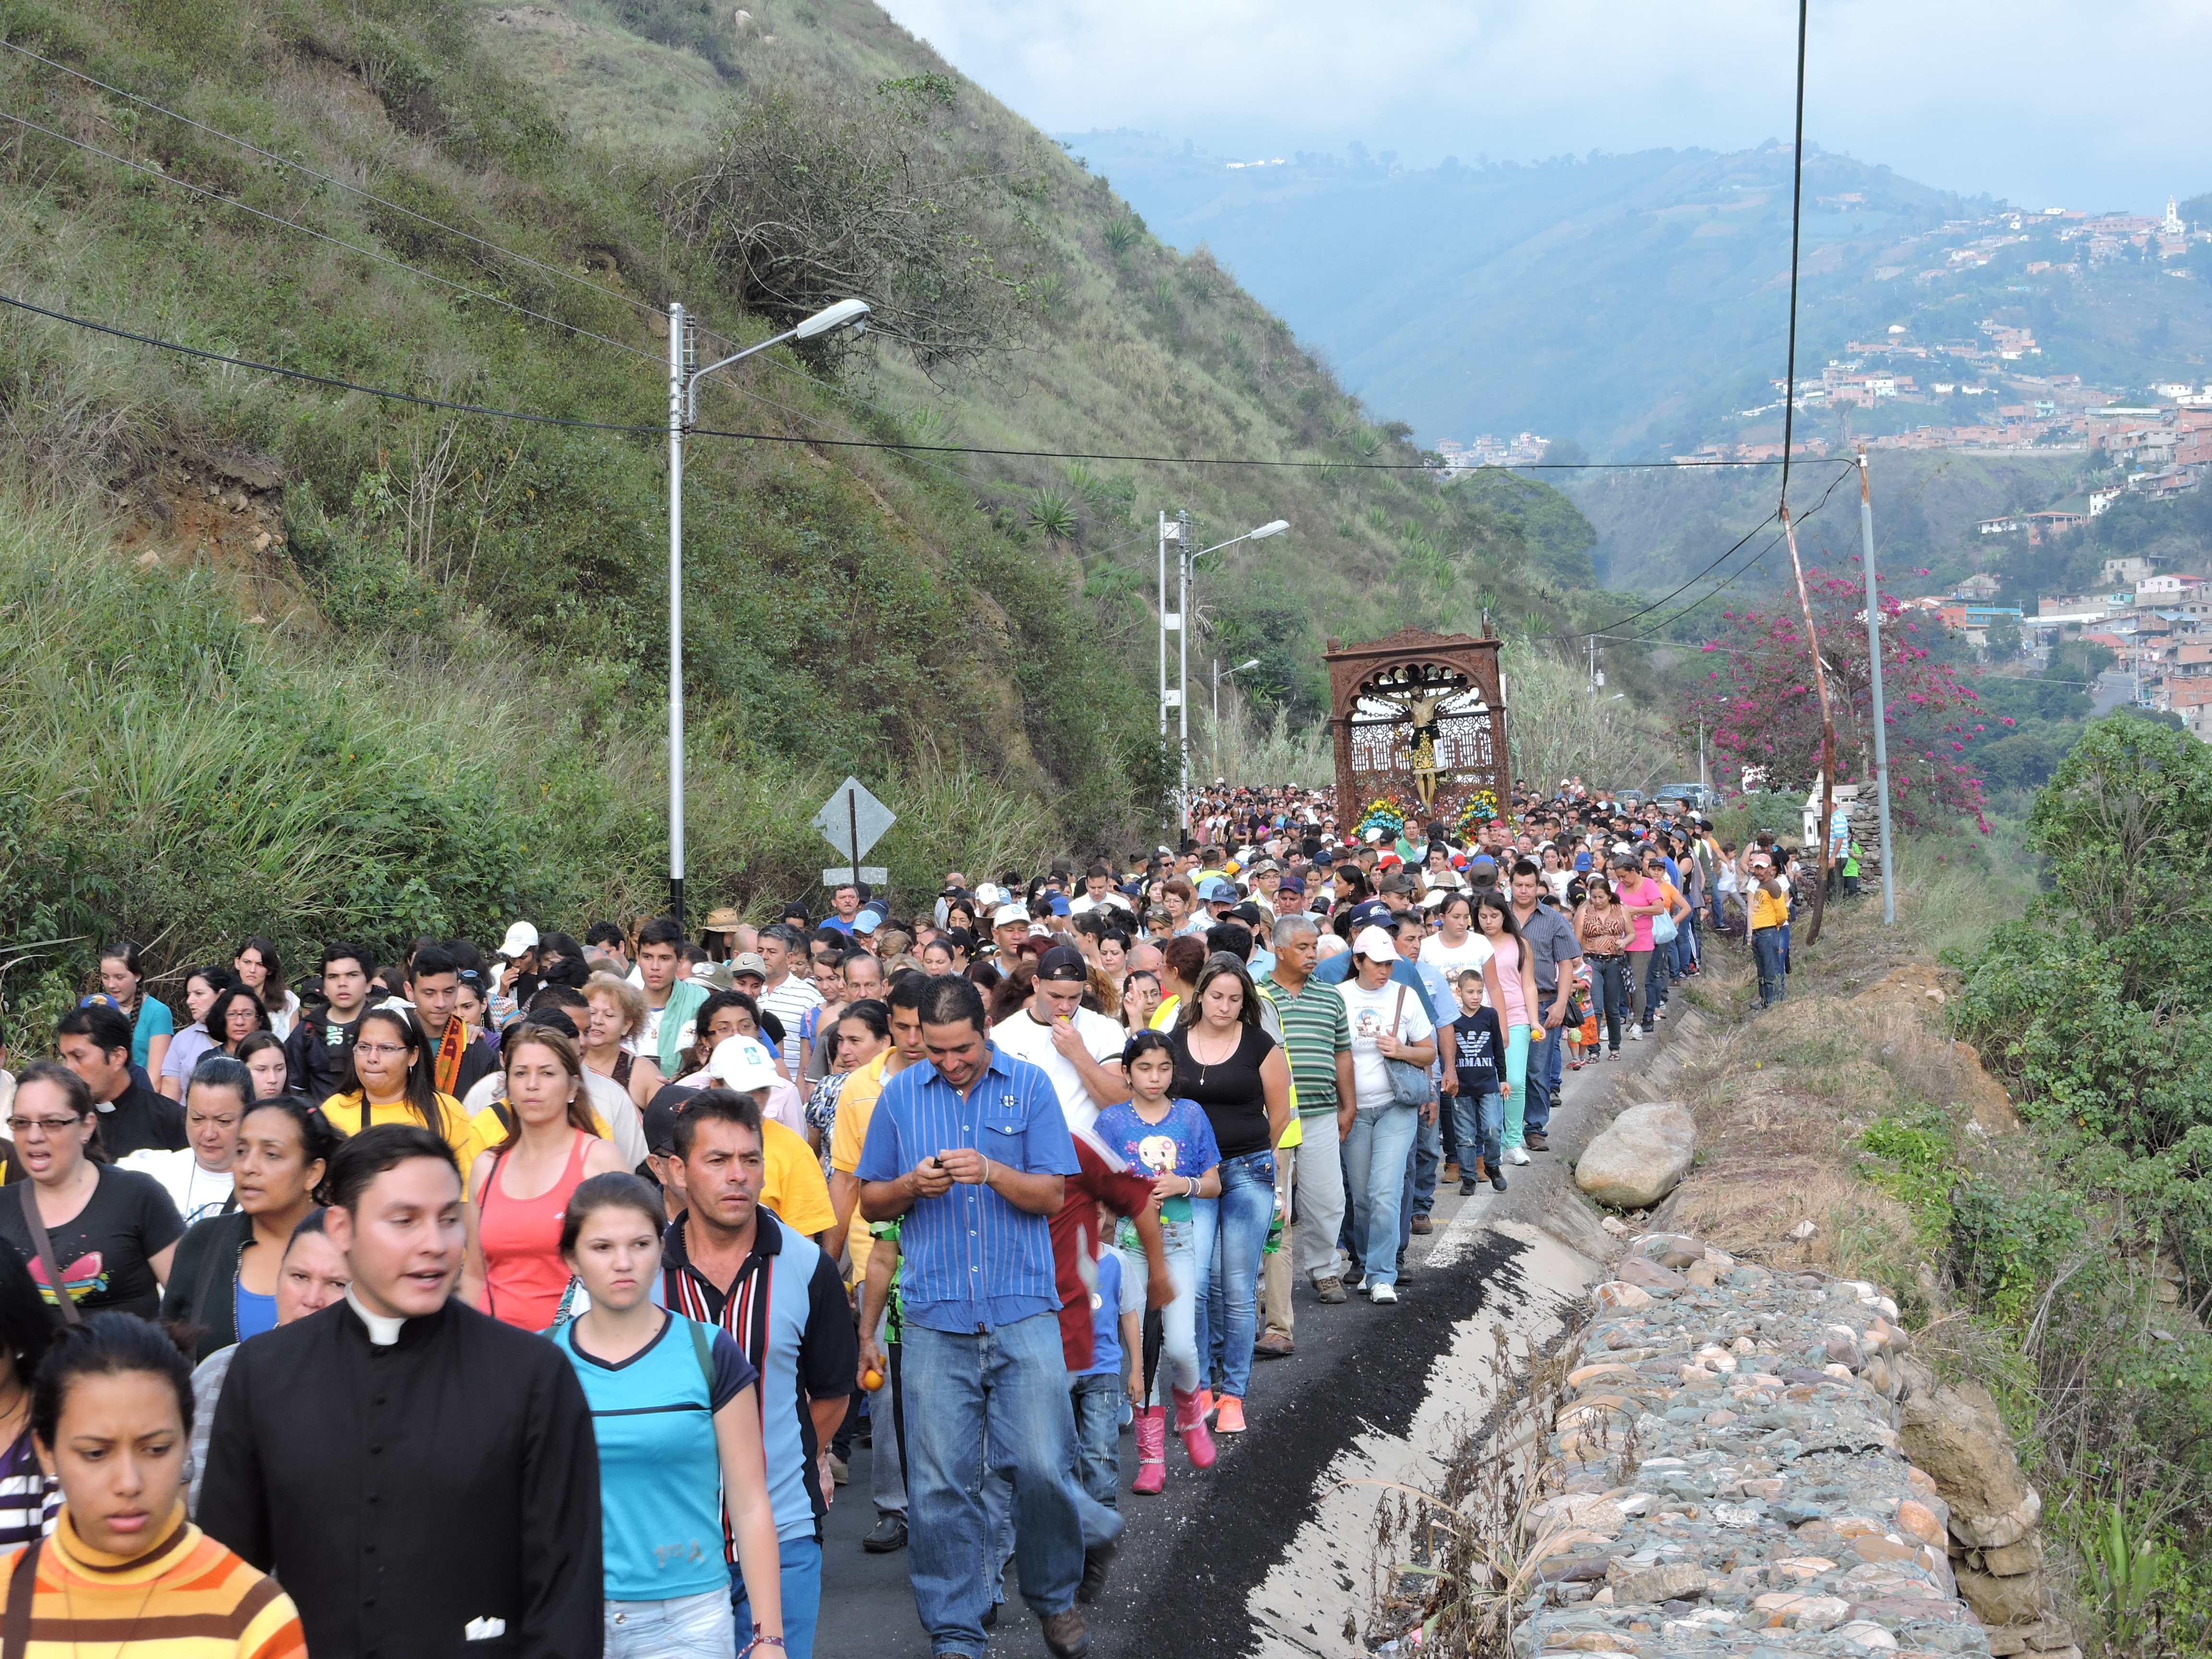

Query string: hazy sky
875 0 2208 214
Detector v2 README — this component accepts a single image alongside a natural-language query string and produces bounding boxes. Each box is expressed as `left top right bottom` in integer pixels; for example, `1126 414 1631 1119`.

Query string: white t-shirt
119 1150 234 1226
1419 932 1495 982
1338 976 1437 1111
991 1005 1127 1120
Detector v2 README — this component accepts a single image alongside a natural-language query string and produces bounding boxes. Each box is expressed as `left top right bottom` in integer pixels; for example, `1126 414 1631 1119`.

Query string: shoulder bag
1382 986 1432 1108
18 1183 79 1327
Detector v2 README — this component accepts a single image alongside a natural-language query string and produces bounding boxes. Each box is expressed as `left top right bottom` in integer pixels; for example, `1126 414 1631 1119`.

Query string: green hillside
0 0 1631 1000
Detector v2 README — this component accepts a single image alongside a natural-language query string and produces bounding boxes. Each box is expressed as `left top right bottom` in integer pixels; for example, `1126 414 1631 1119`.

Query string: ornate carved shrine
1324 628 1512 824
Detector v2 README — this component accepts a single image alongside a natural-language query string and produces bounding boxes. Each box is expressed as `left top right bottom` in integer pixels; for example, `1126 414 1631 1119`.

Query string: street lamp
1213 657 1262 781
1165 517 1287 826
666 297 870 925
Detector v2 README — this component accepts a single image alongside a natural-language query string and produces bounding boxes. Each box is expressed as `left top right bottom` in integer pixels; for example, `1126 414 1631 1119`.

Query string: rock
1753 1592 1851 1630
1790 1219 1820 1240
1593 1281 1652 1311
1896 1499 1947 1547
1601 1215 1630 1237
1978 1534 2044 1575
1611 1561 1709 1603
1955 1562 2046 1625
1635 1233 1707 1269
1898 1383 2041 1548
1619 1256 1690 1293
1576 1103 1698 1209
1837 1621 1900 1650
1686 1261 1719 1288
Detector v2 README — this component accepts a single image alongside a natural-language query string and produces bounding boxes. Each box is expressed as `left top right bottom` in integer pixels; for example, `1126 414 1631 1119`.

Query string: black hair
1187 955 1261 1030
409 945 458 983
637 916 685 951
528 983 590 1017
327 1122 457 1211
97 941 146 995
184 964 239 1007
286 1208 333 1250
1120 1027 1175 1071
886 969 931 1012
584 922 626 950
538 932 585 968
558 1172 665 1257
204 984 271 1049
444 939 488 979
1391 913 1425 940
234 1030 290 1092
0 1245 51 1395
1473 890 1524 940
916 974 988 1035
56 1003 132 1058
1204 921 1254 962
186 1054 256 1115
235 935 285 990
1511 858 1543 881
32 1312 194 1450
692 989 758 1044
837 999 891 1044
320 940 371 975
342 1006 455 1144
530 955 584 993
511 1007 580 1046
241 1096 341 1198
670 1087 764 1161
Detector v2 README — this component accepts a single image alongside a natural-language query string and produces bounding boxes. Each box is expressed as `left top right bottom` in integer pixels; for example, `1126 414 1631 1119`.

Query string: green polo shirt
1255 971 1352 1115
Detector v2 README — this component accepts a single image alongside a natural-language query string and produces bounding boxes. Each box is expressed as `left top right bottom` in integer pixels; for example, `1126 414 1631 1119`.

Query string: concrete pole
667 302 687 927
1178 509 1192 830
1858 445 1897 925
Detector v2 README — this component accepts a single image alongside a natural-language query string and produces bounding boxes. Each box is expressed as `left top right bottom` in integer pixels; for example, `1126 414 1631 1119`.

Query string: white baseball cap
974 882 1005 908
992 902 1031 929
707 1035 780 1093
498 920 539 959
1353 924 1396 961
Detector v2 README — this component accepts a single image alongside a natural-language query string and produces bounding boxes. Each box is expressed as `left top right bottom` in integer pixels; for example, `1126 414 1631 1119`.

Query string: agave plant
1101 217 1140 257
1025 489 1080 541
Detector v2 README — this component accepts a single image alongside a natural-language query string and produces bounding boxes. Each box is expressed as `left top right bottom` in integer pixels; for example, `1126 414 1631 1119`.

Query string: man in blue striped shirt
857 976 1091 1659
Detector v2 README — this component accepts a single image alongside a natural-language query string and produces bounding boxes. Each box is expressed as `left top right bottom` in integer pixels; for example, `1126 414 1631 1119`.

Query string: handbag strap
2 1536 39 1659
19 1183 79 1327
1390 984 1407 1040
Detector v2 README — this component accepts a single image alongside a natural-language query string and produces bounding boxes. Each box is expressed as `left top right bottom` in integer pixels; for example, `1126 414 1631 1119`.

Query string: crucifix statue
1373 685 1450 807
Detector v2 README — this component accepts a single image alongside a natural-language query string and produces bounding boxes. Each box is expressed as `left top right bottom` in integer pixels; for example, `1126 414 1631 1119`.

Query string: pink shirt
1612 877 1661 951
1490 936 1528 1028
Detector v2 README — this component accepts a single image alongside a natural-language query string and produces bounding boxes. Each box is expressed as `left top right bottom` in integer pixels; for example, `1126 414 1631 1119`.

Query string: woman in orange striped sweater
0 1313 301 1659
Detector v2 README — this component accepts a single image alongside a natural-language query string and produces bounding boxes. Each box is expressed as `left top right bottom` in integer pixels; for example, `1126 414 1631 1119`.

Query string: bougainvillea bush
1685 572 1990 831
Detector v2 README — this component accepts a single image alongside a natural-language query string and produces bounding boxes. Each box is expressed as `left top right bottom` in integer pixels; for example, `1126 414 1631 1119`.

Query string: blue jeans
610 1588 736 1659
903 1313 1089 1653
1192 1149 1274 1401
1119 1219 1196 1404
1642 950 1668 1021
1524 1021 1563 1135
1753 927 1787 1006
730 1536 820 1659
1590 957 1628 1051
1411 1111 1442 1215
1344 1104 1419 1289
1069 1374 1122 1511
1449 1088 1503 1173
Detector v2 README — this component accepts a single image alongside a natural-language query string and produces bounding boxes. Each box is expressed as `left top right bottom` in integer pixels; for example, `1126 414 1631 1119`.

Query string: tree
1685 570 1989 830
1984 612 2024 661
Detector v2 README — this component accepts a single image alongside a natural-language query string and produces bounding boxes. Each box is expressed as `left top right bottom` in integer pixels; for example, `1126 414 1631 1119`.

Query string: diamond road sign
812 777 895 865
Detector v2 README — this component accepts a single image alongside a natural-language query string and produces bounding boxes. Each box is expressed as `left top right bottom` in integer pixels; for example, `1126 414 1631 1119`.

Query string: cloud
878 0 2212 211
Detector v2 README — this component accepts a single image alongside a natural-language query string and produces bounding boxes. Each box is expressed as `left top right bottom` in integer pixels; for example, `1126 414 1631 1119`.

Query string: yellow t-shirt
321 1092 489 1174
761 1117 835 1240
829 1051 893 1275
467 1102 616 1161
1750 881 1791 931
1149 994 1180 1032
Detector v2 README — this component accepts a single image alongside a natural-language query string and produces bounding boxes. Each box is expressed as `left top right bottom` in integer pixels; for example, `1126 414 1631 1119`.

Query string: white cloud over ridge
877 0 2211 213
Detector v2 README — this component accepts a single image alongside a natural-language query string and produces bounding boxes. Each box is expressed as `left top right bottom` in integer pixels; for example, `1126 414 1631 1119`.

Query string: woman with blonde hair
582 973 663 1112
466 1026 626 1331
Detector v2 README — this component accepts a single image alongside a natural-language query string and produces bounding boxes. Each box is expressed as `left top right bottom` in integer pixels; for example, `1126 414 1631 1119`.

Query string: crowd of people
0 776 1834 1659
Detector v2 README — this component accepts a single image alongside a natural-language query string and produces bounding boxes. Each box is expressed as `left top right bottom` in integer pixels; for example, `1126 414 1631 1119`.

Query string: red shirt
1048 1134 1154 1371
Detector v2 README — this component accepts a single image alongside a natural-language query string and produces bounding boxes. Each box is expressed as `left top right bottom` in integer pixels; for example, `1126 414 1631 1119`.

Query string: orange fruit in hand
862 1368 884 1391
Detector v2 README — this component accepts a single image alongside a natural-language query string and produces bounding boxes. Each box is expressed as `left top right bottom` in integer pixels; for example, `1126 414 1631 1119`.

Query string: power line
0 109 656 363
0 35 665 326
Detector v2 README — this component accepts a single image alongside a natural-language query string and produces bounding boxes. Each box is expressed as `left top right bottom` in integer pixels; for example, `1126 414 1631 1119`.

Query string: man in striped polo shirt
857 976 1090 1659
1255 914 1355 1324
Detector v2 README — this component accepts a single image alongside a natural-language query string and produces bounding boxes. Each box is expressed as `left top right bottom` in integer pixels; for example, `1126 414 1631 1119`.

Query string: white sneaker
1504 1146 1530 1165
1626 1025 1642 1042
1369 1283 1398 1304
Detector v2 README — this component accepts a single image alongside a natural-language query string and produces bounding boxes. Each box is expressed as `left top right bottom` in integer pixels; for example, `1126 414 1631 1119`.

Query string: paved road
2091 669 2137 717
804 987 1684 1659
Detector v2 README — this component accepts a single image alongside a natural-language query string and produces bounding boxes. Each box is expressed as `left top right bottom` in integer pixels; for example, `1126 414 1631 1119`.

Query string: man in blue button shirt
857 976 1090 1659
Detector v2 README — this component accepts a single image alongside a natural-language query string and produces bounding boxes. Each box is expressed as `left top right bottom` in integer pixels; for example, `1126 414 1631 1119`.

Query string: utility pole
1177 508 1192 830
1587 634 1603 763
1780 503 1839 947
667 302 690 928
1858 444 1897 925
1157 510 1172 743
1213 657 1261 783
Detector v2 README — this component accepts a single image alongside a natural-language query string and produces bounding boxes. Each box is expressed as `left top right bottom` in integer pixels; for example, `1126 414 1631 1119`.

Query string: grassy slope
0 0 1631 1009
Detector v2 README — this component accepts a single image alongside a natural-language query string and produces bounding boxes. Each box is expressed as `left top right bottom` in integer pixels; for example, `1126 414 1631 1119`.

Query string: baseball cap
1353 924 1396 961
730 952 768 981
1279 874 1306 895
993 902 1031 929
854 907 885 936
498 920 539 959
1228 902 1266 927
974 883 1005 909
1036 945 1089 982
1198 876 1237 902
1468 855 1497 875
1252 859 1281 875
1347 898 1392 930
707 1035 780 1093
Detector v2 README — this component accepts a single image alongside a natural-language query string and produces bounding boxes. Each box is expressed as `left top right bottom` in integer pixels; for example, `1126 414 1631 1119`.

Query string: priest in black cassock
199 1123 604 1659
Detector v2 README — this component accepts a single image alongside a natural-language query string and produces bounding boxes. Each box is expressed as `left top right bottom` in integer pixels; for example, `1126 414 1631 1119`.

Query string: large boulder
1575 1101 1697 1209
1898 1378 2041 1548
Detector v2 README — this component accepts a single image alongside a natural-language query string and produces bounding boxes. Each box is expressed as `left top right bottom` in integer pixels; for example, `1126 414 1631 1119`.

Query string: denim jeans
729 1536 820 1659
1590 956 1628 1052
903 1313 1090 1652
1119 1217 1196 1404
1410 1111 1442 1215
1500 1023 1531 1148
1069 1373 1123 1511
1191 1149 1274 1400
609 1588 736 1659
1343 1104 1419 1289
1626 948 1653 1026
1753 927 1787 1006
1449 1088 1503 1173
1640 949 1668 1024
1523 1021 1562 1134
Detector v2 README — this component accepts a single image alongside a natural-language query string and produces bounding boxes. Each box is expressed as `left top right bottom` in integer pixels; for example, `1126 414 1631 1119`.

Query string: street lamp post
1213 657 1262 782
1174 517 1287 826
667 297 869 926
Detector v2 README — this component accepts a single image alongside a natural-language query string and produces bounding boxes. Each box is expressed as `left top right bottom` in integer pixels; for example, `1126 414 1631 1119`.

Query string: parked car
1653 782 1721 814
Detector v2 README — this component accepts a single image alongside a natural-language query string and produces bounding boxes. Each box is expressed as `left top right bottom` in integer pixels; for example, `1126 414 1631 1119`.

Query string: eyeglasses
7 1117 81 1137
353 1042 410 1060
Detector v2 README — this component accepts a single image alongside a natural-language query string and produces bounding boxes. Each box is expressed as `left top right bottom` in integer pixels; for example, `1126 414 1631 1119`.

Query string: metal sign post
813 777 894 886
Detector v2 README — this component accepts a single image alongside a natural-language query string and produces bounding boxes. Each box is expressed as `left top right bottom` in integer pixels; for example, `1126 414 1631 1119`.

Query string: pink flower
2001 717 2015 726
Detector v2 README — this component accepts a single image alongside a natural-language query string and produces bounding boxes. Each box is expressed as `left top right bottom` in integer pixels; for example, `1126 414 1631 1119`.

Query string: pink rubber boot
1172 1386 1218 1469
1130 1406 1166 1494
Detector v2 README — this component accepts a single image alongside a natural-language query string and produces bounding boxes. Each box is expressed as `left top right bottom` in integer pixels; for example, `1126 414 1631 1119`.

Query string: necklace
59 1530 166 1659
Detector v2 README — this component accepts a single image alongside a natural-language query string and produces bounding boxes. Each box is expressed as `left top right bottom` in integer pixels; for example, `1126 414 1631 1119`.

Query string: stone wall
1511 1231 2071 1659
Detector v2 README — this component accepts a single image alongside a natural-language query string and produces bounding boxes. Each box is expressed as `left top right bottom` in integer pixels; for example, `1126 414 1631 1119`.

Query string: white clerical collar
346 1287 405 1346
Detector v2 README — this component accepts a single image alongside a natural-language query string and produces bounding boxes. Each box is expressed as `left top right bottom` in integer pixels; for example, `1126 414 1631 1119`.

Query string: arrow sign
812 777 894 887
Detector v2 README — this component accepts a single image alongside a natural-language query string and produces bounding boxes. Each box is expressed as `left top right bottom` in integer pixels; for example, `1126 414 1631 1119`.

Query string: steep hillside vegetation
0 0 1633 999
